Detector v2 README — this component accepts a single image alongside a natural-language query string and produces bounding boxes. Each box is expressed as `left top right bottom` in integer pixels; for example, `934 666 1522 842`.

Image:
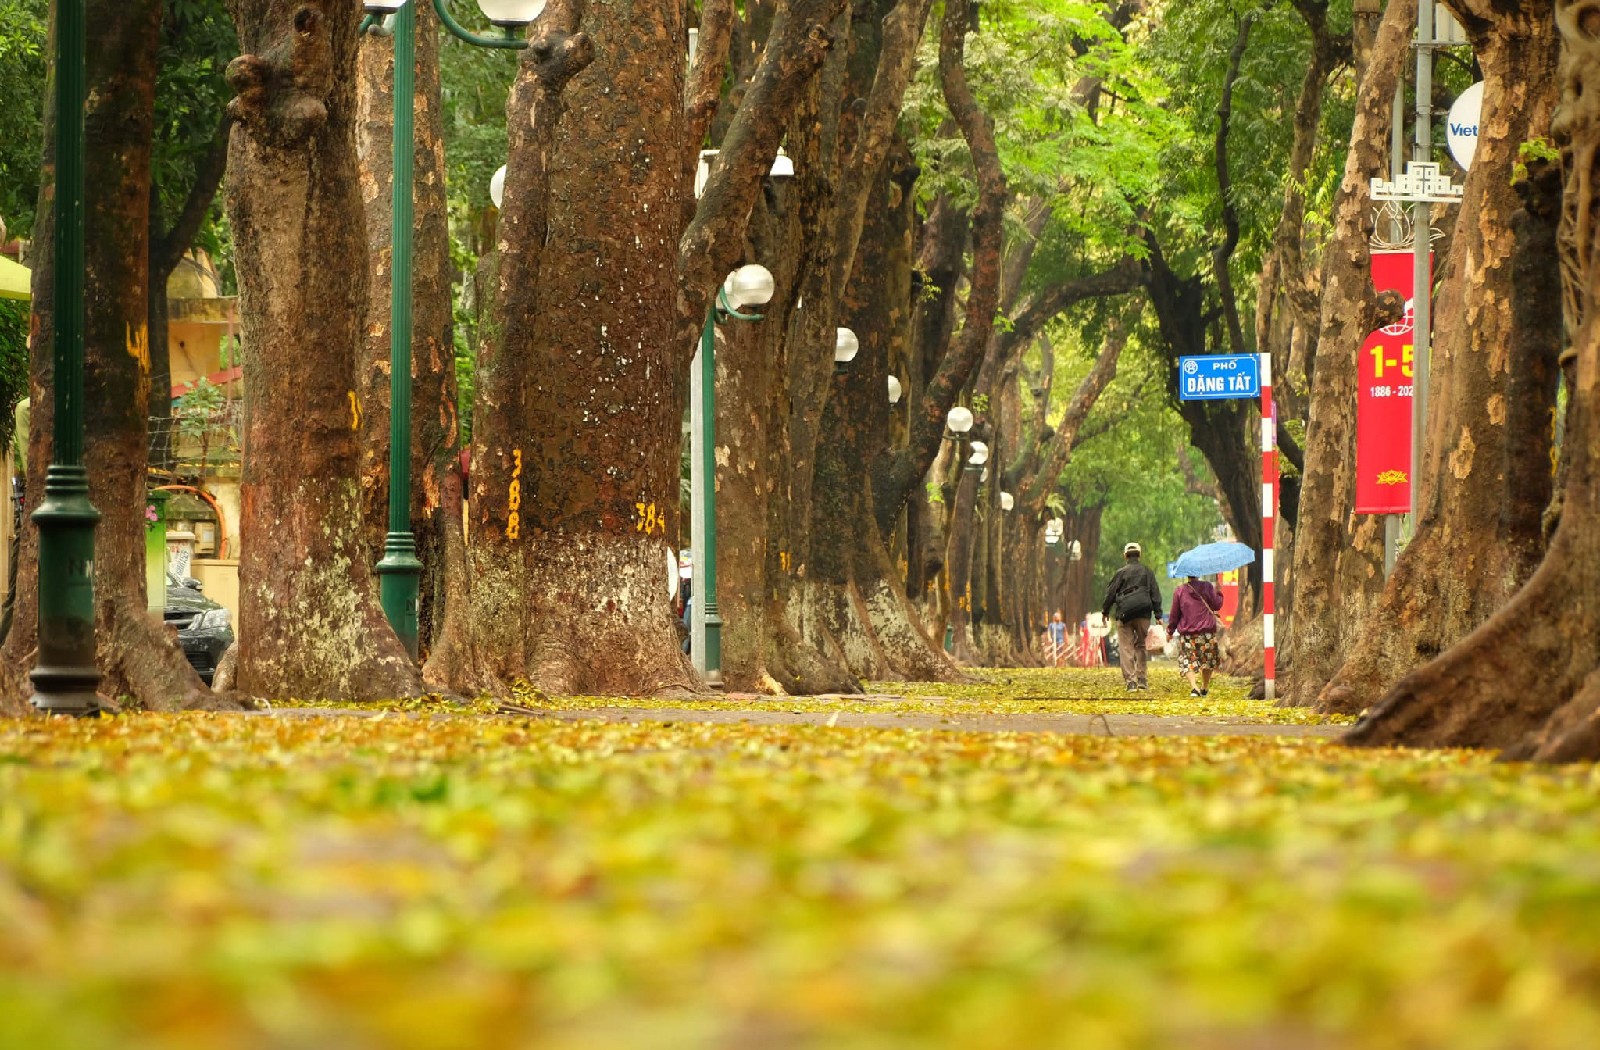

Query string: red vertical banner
1216 569 1240 628
1354 251 1428 514
1355 327 1414 512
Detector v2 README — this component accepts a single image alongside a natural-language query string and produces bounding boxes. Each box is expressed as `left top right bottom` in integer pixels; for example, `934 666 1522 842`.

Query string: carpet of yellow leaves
270 667 1355 724
2 709 1598 1048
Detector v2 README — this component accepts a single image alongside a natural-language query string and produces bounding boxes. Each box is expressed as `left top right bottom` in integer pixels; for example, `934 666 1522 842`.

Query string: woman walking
1167 575 1224 697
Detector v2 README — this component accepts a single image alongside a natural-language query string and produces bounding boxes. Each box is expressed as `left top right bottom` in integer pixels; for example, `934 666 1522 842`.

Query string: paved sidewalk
511 706 1346 738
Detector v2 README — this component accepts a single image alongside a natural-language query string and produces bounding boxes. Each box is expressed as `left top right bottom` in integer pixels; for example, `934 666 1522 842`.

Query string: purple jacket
1167 581 1223 636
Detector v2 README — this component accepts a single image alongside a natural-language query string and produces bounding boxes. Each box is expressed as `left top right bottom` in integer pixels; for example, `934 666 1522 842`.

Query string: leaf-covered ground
3 699 1598 1048
270 667 1354 725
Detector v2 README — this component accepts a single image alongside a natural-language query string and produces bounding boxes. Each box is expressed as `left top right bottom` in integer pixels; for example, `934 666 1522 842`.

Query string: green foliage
0 297 26 446
7 698 1600 1046
441 12 517 250
1040 327 1224 581
0 0 47 239
1514 136 1561 184
152 0 239 287
904 0 1173 266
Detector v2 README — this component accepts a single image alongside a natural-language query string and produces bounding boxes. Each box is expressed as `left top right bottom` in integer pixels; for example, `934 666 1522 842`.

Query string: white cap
1124 542 1142 556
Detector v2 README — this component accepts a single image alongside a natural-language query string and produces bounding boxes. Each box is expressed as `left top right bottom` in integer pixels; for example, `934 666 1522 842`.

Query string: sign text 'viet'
1178 355 1260 401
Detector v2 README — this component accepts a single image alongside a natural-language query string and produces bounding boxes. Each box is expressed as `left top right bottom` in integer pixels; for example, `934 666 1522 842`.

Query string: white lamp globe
1069 539 1083 561
968 441 989 466
946 406 974 434
723 264 775 309
364 0 406 12
980 467 989 483
1000 491 1014 511
489 165 506 209
887 375 902 404
694 149 717 199
769 149 795 178
1048 516 1065 534
834 328 859 364
477 0 547 28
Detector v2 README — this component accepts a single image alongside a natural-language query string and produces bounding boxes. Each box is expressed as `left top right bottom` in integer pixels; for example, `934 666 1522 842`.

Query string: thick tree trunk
814 140 957 681
2 0 229 715
1318 1 1559 714
711 0 934 693
1342 0 1600 757
224 0 422 701
1280 0 1415 706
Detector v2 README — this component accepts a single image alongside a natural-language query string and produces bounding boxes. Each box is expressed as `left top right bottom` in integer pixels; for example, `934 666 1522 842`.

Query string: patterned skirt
1177 631 1221 673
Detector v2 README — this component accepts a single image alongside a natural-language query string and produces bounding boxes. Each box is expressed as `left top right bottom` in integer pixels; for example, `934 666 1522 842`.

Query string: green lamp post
690 265 774 687
31 0 102 714
363 0 534 657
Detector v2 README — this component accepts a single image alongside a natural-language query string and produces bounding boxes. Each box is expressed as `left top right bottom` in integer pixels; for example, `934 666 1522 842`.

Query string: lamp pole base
376 531 423 660
703 607 724 690
30 465 101 716
30 664 102 715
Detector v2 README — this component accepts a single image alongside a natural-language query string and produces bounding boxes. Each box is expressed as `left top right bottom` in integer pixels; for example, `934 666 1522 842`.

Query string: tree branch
997 255 1143 358
1212 12 1256 357
1018 313 1131 518
153 113 232 279
826 0 937 292
888 0 1010 485
676 0 846 331
683 0 735 167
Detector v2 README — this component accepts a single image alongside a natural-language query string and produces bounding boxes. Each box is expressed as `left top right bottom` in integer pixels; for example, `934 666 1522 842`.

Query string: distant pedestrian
1167 575 1224 696
1101 542 1162 691
1048 612 1068 667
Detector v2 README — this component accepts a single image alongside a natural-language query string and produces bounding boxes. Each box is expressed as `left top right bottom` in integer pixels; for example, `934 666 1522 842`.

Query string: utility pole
1410 0 1434 525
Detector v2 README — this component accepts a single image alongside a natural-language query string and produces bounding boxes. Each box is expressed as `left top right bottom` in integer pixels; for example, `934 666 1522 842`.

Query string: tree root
1342 541 1600 750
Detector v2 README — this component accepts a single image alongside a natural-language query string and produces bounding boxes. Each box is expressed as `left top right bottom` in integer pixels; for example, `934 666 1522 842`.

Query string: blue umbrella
1171 541 1256 578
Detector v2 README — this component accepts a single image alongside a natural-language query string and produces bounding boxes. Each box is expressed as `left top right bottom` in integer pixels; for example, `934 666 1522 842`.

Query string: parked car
164 571 233 685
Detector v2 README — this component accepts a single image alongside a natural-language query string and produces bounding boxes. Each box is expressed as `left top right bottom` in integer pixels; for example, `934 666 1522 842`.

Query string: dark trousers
1116 616 1150 687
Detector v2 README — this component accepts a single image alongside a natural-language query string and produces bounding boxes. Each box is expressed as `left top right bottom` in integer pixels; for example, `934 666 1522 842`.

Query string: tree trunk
1280 0 1415 706
1318 0 1559 714
1342 0 1600 757
223 0 422 701
813 138 957 681
2 0 229 714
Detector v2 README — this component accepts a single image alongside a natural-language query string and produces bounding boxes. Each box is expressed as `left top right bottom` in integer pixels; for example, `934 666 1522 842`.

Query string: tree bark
223 0 422 701
1280 0 1415 706
1341 0 1600 757
3 0 233 714
712 0 938 692
1318 0 1559 714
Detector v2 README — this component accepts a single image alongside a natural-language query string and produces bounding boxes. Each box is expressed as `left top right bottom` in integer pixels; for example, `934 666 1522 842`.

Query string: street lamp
887 375 902 404
31 0 101 713
1000 491 1014 511
370 1 534 658
691 263 774 687
833 327 858 375
945 406 973 436
489 165 506 208
695 148 797 199
966 441 988 469
476 0 547 28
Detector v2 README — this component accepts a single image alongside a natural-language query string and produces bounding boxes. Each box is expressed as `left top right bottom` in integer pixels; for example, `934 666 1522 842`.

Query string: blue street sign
1179 355 1260 401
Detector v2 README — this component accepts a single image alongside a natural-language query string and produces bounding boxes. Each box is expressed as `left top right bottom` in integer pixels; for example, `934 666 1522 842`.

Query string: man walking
1101 542 1162 691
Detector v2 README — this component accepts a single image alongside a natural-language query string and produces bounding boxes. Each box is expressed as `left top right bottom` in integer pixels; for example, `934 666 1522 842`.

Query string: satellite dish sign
1446 82 1484 171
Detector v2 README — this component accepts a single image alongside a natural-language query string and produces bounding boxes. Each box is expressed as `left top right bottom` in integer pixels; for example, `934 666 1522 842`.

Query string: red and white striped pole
1260 352 1277 701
